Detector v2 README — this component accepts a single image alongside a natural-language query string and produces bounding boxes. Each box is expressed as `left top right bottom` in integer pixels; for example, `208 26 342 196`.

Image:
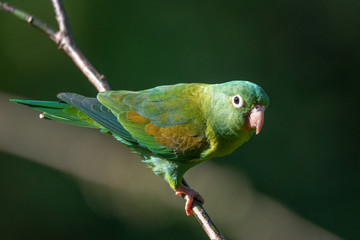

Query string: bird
11 80 269 216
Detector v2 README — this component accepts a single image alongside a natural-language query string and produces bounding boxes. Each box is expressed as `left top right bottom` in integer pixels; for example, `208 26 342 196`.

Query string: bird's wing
97 84 209 160
57 93 135 143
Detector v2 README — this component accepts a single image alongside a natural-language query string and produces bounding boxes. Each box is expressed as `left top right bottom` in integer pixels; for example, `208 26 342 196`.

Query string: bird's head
208 81 269 141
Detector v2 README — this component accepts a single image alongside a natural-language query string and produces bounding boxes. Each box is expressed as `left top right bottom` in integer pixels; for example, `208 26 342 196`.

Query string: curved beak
249 105 265 134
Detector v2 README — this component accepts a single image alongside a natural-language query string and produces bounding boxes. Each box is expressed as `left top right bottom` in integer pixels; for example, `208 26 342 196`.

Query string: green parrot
11 80 269 216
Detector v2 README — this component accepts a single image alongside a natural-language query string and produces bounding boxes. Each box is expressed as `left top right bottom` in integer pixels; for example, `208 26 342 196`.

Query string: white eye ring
232 95 243 108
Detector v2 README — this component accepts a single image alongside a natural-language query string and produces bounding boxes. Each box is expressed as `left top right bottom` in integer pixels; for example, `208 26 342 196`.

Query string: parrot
11 80 269 216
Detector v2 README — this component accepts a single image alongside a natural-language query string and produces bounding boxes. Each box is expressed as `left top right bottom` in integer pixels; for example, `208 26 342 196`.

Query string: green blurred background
0 0 359 239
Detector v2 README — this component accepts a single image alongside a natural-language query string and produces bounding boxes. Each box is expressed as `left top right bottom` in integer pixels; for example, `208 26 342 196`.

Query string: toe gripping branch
178 178 226 240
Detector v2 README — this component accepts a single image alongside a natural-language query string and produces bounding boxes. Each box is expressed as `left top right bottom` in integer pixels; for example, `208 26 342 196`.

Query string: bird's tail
10 99 101 129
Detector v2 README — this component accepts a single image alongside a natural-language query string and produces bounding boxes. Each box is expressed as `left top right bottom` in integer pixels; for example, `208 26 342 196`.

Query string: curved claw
175 184 204 216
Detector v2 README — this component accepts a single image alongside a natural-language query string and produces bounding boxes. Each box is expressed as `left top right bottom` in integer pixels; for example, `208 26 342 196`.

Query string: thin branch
182 179 226 240
0 1 111 92
52 0 71 36
0 1 225 239
50 0 111 92
0 2 57 40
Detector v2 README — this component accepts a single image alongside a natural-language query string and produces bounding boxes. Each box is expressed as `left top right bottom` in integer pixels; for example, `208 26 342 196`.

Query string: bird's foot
175 184 205 216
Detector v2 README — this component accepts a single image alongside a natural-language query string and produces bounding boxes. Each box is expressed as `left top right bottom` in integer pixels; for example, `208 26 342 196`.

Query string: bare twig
52 0 71 36
50 0 110 92
0 1 225 239
182 179 226 240
0 1 111 92
0 2 57 39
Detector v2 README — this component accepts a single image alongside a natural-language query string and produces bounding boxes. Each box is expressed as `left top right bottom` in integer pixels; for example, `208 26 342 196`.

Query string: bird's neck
202 125 254 160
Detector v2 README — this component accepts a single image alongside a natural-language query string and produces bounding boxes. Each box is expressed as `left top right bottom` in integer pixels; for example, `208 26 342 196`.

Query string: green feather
11 80 269 190
10 99 99 128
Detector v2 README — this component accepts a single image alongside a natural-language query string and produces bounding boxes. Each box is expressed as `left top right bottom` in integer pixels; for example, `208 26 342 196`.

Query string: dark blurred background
0 0 359 239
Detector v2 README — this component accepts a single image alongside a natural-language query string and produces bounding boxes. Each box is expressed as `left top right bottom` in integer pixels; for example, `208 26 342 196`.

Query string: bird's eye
232 95 243 108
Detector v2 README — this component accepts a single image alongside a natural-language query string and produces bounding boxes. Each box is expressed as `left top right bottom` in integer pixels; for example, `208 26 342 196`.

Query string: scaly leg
175 184 205 216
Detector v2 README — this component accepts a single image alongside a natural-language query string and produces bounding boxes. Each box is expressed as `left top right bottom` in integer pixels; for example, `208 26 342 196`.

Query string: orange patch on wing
145 123 208 154
126 110 150 124
145 123 160 135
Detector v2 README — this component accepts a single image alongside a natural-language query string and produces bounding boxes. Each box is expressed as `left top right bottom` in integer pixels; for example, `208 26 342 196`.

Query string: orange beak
249 105 265 134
